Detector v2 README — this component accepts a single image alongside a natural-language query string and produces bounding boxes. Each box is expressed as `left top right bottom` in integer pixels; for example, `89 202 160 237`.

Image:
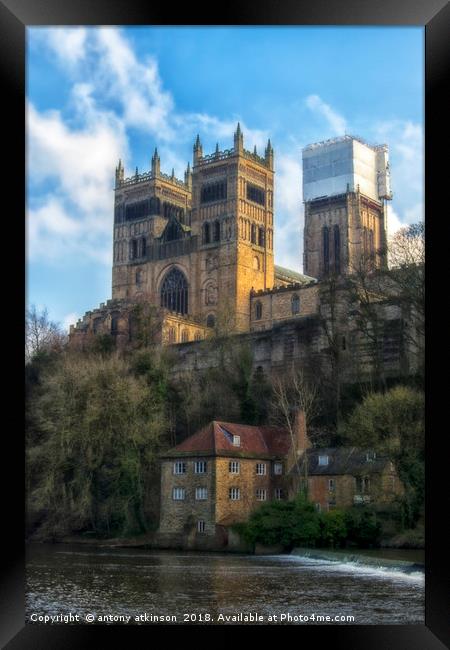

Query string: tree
340 386 424 527
25 305 66 362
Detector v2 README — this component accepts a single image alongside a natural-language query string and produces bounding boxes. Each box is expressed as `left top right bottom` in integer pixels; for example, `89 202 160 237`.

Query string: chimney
293 410 311 456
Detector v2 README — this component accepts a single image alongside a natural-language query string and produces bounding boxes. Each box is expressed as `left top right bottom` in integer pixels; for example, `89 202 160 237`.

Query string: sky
26 26 424 331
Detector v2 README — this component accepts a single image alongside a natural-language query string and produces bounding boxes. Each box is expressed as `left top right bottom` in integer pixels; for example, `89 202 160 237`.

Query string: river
26 543 424 625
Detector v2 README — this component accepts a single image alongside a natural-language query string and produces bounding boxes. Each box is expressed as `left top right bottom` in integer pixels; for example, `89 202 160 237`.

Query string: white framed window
328 479 336 492
195 487 208 501
229 487 240 500
197 520 206 533
256 463 267 475
273 462 283 475
318 455 329 467
172 488 186 501
194 461 207 474
232 435 241 447
274 488 283 500
173 461 186 475
256 488 267 501
315 502 322 512
229 461 240 474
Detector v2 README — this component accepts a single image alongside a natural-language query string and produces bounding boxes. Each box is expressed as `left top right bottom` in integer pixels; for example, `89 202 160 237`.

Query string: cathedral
69 126 392 353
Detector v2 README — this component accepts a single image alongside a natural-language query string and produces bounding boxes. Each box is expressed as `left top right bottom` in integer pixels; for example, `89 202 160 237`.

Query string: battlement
116 169 188 190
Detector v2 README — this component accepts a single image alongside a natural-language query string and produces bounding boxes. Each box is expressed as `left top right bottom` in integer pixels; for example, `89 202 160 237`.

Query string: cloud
62 312 80 333
305 94 347 135
40 27 88 66
273 154 304 272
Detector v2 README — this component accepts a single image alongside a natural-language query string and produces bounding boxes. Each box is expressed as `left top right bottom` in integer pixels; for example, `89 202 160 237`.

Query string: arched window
258 227 265 247
213 220 221 242
168 327 176 343
291 294 300 315
253 256 260 271
323 226 329 275
333 225 340 274
111 312 120 334
255 301 262 320
130 239 138 260
194 332 202 341
141 236 147 257
160 268 188 315
251 224 257 244
206 314 216 329
203 222 210 244
135 269 142 287
181 330 189 343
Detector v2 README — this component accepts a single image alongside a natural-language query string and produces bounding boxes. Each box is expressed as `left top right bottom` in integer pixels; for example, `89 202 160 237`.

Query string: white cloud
41 27 88 66
305 94 347 135
273 154 304 272
62 312 79 333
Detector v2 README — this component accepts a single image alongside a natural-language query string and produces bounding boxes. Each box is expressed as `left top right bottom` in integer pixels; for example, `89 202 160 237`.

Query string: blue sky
26 26 424 331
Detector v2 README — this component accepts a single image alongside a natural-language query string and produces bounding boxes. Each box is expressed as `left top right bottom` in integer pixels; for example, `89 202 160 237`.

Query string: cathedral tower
190 124 275 331
302 135 391 279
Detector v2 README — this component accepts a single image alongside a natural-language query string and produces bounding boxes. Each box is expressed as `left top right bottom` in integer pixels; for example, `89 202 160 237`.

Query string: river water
26 544 424 625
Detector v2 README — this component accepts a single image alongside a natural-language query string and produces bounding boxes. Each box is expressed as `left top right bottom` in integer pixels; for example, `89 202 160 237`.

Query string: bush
344 507 382 548
319 509 348 548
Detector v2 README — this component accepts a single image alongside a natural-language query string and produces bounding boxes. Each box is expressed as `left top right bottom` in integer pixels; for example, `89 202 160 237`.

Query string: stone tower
190 124 275 331
302 136 391 279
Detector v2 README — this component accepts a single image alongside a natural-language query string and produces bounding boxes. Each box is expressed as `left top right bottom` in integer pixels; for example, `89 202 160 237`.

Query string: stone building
69 126 416 383
158 419 293 549
157 410 404 549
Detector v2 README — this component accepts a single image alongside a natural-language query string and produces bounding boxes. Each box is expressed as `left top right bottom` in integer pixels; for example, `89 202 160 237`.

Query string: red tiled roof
163 420 291 458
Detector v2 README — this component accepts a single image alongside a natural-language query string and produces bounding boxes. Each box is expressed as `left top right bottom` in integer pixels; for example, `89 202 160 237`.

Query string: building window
201 181 227 204
246 183 265 206
195 487 208 501
291 294 300 315
256 489 267 501
160 267 188 315
181 330 189 343
255 301 262 320
136 269 143 287
194 461 207 474
173 461 186 475
258 227 265 247
256 463 266 475
274 488 283 500
253 256 260 271
229 461 240 474
168 327 176 343
229 487 240 500
315 503 322 512
197 520 206 533
130 238 138 260
141 237 147 257
251 223 257 244
273 462 283 475
213 220 221 242
323 226 329 275
318 455 329 467
194 332 202 341
203 222 210 244
328 479 336 492
172 488 186 500
342 336 346 351
366 451 376 462
334 225 340 274
232 435 241 447
206 314 216 329
110 313 119 334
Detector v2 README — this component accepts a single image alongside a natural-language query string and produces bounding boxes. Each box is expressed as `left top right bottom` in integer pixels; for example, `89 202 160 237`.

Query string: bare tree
25 306 66 362
270 368 319 483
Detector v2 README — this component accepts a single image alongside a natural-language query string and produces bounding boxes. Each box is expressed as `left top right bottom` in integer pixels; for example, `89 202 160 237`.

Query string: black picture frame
3 0 449 647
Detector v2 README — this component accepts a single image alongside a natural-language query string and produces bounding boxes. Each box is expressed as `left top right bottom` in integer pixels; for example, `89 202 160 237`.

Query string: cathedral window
251 224 257 244
255 301 262 320
258 227 265 247
334 225 340 274
110 313 119 334
168 327 176 343
201 181 227 204
181 330 189 343
246 183 265 206
291 294 300 315
253 256 260 271
323 226 330 275
135 269 143 287
203 223 210 244
130 239 138 260
141 237 147 257
160 268 188 315
213 220 221 242
194 332 202 341
206 314 216 329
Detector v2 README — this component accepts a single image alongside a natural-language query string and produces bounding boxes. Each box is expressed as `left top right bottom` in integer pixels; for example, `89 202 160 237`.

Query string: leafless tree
25 305 66 362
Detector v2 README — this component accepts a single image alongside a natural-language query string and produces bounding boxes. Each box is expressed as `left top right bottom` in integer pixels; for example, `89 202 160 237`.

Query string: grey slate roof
292 447 391 476
274 265 317 285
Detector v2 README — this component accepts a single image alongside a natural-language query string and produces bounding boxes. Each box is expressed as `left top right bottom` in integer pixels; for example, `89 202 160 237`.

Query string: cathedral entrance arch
160 267 189 315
